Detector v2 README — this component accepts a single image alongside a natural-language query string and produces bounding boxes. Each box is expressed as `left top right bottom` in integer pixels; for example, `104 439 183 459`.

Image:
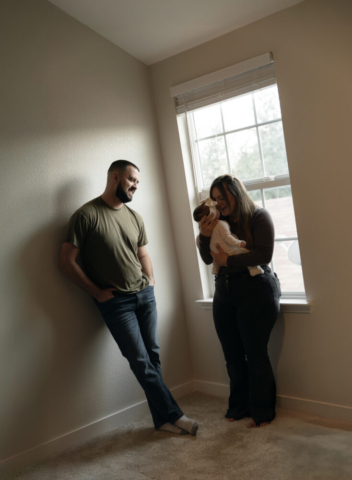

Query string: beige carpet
8 393 352 480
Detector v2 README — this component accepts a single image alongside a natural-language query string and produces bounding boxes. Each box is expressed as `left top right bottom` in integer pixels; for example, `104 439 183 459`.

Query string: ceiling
48 0 305 65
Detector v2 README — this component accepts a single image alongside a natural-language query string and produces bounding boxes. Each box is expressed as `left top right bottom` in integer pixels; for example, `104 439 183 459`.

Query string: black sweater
197 208 275 276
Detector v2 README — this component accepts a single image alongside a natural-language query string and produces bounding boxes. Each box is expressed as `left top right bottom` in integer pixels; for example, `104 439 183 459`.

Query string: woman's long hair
210 175 258 249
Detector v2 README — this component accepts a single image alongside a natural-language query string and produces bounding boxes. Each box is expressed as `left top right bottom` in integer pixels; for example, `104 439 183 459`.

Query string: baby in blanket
193 198 263 276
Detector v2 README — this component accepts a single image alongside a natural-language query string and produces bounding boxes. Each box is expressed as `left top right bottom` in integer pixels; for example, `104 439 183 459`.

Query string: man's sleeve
64 210 90 249
138 219 148 247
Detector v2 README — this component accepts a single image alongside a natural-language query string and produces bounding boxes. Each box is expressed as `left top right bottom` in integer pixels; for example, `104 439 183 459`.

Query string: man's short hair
108 160 140 173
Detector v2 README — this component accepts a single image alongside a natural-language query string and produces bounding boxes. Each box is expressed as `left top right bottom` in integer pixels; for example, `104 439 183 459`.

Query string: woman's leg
213 276 250 420
236 272 280 425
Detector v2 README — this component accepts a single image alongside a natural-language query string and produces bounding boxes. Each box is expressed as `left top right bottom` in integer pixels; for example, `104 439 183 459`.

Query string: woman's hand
199 214 218 237
210 245 228 266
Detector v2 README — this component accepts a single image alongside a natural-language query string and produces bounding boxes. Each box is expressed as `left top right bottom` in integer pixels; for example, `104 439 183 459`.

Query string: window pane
222 93 255 132
193 104 223 139
247 189 263 208
264 186 297 238
259 121 289 177
273 241 305 292
226 128 263 181
254 85 281 123
198 136 228 187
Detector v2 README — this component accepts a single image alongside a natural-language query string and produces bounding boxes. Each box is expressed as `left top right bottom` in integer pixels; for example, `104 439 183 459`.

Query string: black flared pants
213 266 281 425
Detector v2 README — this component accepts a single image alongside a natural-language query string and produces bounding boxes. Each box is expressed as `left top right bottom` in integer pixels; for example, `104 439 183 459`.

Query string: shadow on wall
2 181 108 460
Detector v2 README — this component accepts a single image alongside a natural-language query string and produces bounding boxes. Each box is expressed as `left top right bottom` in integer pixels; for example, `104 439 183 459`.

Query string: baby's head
193 202 220 223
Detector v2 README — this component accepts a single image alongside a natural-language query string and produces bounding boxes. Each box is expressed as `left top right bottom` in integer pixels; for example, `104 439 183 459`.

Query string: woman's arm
227 209 274 267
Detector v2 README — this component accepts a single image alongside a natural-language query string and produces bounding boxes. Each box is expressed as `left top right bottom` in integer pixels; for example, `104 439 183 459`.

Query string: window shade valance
173 58 276 115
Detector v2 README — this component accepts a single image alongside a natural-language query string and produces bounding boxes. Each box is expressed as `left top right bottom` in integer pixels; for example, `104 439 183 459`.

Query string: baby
194 198 264 276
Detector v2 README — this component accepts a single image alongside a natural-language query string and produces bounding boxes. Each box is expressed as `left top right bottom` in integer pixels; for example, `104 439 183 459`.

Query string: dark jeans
213 266 281 425
95 286 183 429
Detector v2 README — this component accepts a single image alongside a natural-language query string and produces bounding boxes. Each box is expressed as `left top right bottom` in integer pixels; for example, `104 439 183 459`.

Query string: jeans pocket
95 296 116 315
99 296 116 305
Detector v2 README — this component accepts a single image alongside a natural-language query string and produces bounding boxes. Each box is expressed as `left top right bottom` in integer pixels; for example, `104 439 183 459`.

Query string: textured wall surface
2 0 352 471
0 0 191 462
149 0 352 407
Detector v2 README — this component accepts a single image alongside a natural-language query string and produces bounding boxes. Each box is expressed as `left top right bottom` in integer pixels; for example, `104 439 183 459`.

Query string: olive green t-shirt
65 197 149 294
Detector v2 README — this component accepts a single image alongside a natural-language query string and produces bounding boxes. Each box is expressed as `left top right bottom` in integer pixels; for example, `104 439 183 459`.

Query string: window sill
195 298 311 314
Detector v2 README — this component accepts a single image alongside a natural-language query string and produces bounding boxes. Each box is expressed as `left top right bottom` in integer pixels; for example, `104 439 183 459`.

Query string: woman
197 175 281 428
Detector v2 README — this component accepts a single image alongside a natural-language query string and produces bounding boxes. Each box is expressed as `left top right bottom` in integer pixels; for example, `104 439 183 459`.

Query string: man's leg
136 286 198 436
136 287 182 414
135 286 162 376
96 293 184 430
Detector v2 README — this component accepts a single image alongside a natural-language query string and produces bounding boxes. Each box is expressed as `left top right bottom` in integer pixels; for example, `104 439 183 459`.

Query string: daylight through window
174 58 305 297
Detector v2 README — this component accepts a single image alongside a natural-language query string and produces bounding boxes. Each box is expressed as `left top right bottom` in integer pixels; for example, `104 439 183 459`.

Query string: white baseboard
0 381 195 478
4 380 352 478
193 380 229 398
194 380 352 423
276 394 352 423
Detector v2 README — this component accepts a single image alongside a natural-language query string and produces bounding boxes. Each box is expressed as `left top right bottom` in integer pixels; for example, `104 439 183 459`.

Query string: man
60 160 198 436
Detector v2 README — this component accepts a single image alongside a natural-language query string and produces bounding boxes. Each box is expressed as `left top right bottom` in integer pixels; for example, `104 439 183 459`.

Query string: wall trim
194 380 352 423
276 394 352 423
193 380 229 398
0 381 195 478
195 298 312 314
4 380 352 476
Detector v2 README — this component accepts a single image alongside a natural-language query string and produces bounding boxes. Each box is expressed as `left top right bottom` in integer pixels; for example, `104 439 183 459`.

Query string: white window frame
172 54 309 307
185 96 304 300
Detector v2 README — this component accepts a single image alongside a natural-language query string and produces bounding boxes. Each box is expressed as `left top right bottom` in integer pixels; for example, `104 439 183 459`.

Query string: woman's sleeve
227 209 274 267
196 234 213 265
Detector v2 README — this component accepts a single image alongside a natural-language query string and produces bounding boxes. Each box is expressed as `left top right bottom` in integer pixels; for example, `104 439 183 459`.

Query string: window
172 54 305 299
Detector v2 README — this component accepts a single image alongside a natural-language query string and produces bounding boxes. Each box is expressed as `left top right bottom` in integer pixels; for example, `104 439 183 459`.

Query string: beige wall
0 0 192 464
2 0 352 471
149 0 352 411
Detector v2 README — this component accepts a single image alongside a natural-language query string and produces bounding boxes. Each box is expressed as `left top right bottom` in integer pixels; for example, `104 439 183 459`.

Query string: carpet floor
8 392 352 480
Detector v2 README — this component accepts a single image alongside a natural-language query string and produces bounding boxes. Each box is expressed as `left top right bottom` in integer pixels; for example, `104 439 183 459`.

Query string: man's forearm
60 259 101 299
138 254 155 285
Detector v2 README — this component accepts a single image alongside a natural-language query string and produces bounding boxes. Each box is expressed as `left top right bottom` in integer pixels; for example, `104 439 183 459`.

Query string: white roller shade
172 54 275 114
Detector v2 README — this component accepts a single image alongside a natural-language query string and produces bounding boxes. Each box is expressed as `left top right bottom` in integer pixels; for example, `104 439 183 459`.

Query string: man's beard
115 183 132 203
